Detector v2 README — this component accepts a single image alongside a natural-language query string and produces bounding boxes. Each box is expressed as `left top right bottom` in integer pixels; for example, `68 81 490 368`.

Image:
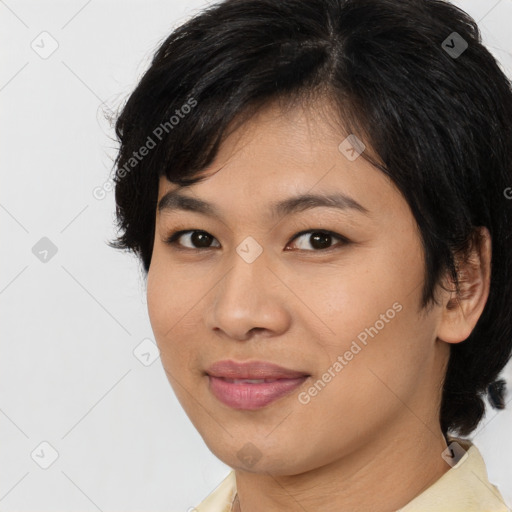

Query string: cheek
297 302 434 449
146 251 195 332
307 262 409 356
306 244 430 401
146 263 202 412
146 254 209 376
146 262 167 336
146 260 184 358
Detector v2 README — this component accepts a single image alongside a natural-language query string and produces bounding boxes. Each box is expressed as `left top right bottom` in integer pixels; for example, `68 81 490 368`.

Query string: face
147 99 450 475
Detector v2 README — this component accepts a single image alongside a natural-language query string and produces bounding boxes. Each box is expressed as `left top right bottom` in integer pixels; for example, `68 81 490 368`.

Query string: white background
1 1 511 510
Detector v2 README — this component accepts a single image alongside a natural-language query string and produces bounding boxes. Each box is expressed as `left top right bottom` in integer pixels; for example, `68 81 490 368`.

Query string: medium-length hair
110 0 512 436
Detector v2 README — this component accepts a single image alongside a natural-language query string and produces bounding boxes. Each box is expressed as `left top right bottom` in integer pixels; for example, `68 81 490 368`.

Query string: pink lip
206 360 310 409
206 359 309 379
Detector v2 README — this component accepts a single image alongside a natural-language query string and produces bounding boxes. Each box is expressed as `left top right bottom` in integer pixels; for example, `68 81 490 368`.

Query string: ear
436 227 492 344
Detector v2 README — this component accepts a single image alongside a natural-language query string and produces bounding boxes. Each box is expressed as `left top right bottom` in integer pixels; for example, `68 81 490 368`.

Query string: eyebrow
157 190 370 219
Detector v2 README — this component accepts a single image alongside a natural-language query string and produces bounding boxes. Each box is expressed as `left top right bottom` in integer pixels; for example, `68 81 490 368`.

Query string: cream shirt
193 438 510 512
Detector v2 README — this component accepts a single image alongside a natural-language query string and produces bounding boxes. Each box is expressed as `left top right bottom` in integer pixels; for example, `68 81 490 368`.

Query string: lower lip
208 375 309 409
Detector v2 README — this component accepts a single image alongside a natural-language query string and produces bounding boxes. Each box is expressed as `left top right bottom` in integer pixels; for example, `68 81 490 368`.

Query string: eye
164 230 220 250
286 230 348 251
164 229 348 252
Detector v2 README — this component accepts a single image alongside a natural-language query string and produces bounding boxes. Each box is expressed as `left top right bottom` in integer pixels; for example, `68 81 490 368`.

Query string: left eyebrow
157 190 370 219
269 192 370 218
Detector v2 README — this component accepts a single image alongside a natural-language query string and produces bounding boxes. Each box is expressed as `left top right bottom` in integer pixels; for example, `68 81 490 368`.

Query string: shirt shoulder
398 437 511 512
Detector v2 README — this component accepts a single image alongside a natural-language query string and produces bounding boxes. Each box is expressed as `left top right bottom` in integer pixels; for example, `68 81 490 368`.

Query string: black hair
109 0 512 437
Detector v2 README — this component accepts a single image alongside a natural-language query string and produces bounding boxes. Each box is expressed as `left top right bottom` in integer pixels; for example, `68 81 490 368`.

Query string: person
109 0 512 510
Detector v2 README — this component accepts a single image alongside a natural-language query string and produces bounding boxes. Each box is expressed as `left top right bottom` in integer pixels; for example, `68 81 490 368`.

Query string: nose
204 247 292 342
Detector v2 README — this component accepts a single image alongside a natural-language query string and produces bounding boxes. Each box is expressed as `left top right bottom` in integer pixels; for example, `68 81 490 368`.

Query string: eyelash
163 228 349 253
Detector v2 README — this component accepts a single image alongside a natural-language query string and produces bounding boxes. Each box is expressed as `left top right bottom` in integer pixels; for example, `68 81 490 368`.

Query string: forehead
155 99 403 224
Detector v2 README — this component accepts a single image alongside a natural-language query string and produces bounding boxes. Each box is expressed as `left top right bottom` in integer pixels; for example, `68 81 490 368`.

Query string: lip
206 359 309 379
206 360 310 410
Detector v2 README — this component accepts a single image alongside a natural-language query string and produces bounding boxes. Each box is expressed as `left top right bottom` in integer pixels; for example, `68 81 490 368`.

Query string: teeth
223 378 279 384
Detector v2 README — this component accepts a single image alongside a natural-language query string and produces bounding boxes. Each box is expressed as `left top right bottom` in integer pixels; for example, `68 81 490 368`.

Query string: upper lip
206 360 309 379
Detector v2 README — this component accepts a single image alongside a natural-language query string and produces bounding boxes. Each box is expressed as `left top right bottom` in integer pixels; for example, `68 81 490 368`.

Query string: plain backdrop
1 0 512 510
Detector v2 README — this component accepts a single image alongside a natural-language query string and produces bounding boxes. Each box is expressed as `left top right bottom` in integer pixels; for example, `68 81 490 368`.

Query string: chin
207 437 316 475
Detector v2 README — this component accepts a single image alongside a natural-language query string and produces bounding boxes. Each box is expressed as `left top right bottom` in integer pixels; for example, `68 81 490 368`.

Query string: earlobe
436 227 492 344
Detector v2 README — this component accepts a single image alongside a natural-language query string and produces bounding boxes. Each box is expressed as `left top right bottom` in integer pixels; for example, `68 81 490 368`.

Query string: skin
146 98 492 512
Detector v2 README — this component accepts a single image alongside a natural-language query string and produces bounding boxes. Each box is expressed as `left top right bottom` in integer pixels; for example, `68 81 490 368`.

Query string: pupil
192 231 212 247
311 232 331 249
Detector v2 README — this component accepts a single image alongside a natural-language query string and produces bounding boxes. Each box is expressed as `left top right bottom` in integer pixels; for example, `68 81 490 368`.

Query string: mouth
205 360 310 409
218 378 289 383
205 359 310 379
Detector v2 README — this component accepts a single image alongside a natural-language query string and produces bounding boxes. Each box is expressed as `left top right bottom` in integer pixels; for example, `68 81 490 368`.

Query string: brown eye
287 230 347 251
165 230 220 249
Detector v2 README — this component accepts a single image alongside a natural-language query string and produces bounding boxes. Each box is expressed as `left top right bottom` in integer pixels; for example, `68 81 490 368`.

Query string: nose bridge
207 236 288 339
223 235 269 305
